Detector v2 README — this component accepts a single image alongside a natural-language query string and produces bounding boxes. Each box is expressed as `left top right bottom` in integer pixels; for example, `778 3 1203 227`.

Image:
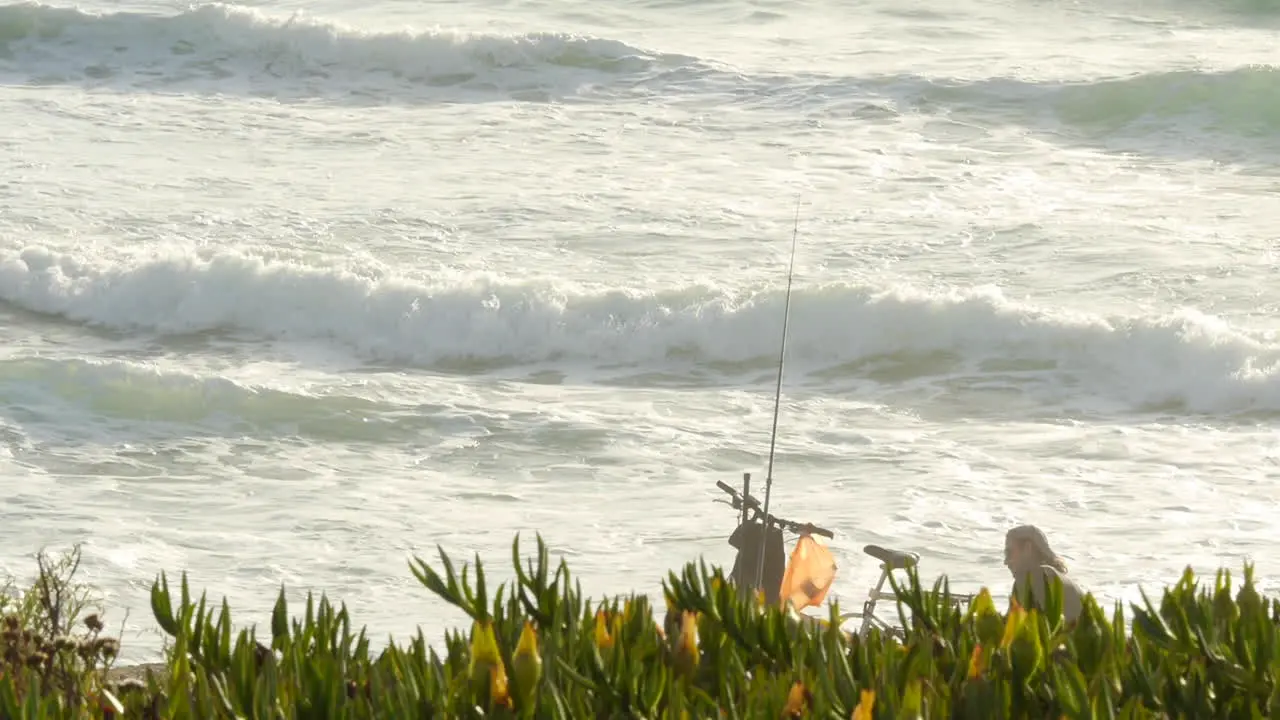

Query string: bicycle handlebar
716 480 835 539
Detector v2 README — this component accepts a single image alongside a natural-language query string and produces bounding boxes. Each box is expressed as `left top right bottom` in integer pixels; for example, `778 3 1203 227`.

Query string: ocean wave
805 65 1280 143
0 1 698 99
1 245 1277 414
1046 66 1280 136
1 0 1274 144
0 354 470 441
1106 0 1280 20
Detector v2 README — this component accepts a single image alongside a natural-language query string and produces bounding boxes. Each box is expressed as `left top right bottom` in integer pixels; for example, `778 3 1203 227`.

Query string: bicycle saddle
863 544 919 570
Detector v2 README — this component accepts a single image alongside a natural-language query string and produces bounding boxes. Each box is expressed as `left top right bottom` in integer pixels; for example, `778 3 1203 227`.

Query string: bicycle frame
715 474 973 640
838 546 921 639
839 545 975 639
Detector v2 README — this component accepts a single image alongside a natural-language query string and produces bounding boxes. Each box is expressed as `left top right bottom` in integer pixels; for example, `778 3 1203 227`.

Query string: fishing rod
753 197 802 592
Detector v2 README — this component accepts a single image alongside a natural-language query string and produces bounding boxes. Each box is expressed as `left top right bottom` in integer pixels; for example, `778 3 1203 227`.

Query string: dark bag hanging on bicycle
728 520 787 605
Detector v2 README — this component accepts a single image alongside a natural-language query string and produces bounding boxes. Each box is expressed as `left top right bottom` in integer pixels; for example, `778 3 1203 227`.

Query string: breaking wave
0 1 697 99
2 0 1275 149
1 246 1277 413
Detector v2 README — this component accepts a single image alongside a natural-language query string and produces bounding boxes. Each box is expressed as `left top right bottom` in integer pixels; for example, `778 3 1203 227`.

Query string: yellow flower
594 610 615 650
967 643 985 679
468 618 502 674
851 689 875 720
490 664 511 709
783 681 810 717
673 610 700 676
468 618 509 708
1001 598 1026 649
511 621 542 709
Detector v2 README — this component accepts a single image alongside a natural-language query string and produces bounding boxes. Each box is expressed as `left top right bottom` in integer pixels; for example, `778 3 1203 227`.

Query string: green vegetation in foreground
1 538 1277 718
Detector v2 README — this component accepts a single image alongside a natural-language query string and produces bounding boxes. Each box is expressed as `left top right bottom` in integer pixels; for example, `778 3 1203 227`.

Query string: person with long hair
1004 524 1085 623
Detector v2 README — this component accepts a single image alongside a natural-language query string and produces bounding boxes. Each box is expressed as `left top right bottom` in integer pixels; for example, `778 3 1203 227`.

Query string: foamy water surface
1 0 1278 661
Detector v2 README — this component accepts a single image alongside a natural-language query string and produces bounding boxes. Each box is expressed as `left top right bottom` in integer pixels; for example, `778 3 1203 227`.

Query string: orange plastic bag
778 532 837 611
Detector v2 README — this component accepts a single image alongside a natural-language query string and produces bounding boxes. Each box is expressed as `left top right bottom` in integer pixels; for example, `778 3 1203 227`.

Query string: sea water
0 0 1277 662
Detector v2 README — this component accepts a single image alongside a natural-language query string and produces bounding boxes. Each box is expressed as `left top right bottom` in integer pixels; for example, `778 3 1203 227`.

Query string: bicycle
714 474 974 640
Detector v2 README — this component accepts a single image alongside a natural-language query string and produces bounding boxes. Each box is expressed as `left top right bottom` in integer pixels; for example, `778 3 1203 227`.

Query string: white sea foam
2 245 1277 412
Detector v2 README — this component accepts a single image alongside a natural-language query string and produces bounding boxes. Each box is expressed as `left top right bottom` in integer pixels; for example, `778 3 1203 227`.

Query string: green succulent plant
2 536 1277 719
